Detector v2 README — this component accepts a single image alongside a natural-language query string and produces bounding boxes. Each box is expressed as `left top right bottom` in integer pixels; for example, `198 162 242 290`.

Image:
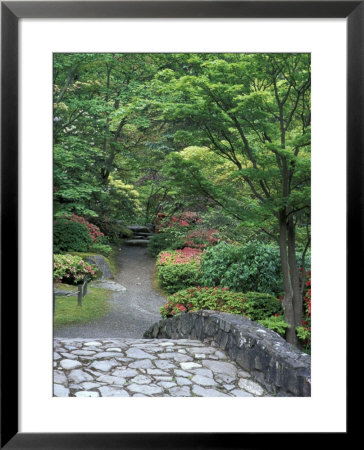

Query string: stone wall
144 310 311 397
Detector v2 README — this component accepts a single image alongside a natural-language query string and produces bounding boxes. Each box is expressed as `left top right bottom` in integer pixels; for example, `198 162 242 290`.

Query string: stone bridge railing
144 310 311 397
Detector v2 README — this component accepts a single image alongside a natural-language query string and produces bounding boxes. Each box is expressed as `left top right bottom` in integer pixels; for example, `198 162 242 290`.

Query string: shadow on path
53 246 167 338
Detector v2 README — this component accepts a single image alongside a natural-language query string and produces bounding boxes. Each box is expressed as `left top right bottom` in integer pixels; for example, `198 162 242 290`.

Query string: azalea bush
296 269 311 353
183 228 219 249
54 214 106 253
62 214 104 242
157 247 203 265
53 254 101 285
160 287 287 337
148 211 202 256
53 219 93 253
156 247 203 294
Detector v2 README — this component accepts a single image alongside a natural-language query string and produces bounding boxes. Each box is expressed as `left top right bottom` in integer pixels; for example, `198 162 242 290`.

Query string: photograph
53 52 311 398
1 0 353 445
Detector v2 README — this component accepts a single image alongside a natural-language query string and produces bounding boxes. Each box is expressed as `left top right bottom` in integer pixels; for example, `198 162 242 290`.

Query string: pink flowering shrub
157 247 203 266
156 247 204 294
63 214 104 242
53 254 100 285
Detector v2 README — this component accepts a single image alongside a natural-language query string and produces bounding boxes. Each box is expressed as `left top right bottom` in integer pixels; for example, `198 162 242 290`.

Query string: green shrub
242 292 284 321
159 287 288 336
258 316 290 337
157 263 202 294
200 242 283 295
88 242 112 257
53 219 92 253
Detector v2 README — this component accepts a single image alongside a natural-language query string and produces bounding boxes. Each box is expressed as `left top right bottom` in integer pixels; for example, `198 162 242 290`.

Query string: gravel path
54 338 268 397
54 246 167 339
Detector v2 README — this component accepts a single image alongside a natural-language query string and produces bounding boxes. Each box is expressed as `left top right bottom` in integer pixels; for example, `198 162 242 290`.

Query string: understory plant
53 214 105 253
53 254 100 285
296 269 311 353
160 287 287 337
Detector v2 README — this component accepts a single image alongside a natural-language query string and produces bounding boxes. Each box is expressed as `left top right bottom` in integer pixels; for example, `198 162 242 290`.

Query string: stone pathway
54 338 269 397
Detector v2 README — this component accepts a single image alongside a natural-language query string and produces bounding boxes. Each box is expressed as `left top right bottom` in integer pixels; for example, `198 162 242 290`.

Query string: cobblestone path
54 338 269 397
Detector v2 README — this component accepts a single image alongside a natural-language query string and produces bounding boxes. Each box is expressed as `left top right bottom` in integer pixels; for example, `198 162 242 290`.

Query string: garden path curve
54 246 167 339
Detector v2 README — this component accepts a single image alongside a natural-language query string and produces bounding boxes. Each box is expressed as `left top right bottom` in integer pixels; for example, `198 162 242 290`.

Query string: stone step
127 225 151 233
124 239 150 247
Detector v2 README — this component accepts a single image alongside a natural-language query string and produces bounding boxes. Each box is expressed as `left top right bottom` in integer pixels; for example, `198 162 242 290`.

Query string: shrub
156 248 204 293
159 287 287 336
53 254 100 284
157 263 202 294
157 247 203 265
147 231 184 257
258 315 290 337
54 219 92 253
88 242 113 257
296 269 311 353
200 242 283 295
242 292 284 321
62 214 104 242
183 228 219 249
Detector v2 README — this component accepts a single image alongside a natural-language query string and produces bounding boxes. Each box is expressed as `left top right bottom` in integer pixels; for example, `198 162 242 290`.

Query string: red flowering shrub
184 228 219 249
154 211 201 233
296 269 311 353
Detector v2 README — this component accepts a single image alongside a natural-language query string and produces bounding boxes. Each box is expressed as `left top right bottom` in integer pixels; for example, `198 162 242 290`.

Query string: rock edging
144 310 311 397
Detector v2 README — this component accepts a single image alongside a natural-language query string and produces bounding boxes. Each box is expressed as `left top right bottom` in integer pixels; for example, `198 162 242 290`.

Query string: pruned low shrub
156 248 203 293
53 254 100 285
157 263 202 294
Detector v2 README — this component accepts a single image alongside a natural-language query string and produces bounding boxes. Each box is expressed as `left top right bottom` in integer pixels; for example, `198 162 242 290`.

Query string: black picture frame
1 1 355 448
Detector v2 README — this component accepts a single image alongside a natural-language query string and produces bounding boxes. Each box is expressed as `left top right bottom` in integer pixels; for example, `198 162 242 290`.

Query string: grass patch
54 287 111 328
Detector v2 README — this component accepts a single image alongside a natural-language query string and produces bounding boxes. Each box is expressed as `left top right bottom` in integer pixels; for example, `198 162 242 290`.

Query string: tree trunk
278 210 299 347
287 214 303 331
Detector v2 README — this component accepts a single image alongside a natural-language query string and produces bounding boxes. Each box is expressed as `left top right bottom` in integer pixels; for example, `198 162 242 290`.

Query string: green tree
153 53 311 346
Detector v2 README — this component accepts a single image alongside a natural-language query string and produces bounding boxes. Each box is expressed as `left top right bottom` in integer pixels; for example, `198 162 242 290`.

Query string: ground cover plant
53 287 111 328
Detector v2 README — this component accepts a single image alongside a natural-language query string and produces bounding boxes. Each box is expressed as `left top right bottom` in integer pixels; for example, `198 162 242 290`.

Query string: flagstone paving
54 338 269 397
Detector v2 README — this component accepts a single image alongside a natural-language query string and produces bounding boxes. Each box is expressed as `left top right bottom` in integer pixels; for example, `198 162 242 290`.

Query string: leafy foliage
53 254 100 284
160 287 287 336
200 242 283 295
53 218 92 253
